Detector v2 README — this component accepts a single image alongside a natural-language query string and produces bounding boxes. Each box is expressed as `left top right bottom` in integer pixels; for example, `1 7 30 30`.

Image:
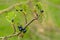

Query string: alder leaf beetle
23 28 27 33
18 25 27 33
18 25 23 31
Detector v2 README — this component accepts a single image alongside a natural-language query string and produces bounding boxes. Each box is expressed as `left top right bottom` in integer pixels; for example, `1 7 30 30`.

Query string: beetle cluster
18 25 27 33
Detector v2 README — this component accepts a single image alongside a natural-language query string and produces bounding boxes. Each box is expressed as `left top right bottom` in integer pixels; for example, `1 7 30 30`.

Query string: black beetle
22 28 27 33
18 25 27 33
18 25 23 31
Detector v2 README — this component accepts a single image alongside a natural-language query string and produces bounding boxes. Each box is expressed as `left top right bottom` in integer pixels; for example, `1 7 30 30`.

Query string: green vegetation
0 0 60 40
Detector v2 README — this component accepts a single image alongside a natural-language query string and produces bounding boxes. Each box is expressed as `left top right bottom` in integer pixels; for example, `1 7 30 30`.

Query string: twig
11 23 16 34
0 32 21 39
24 18 36 29
0 1 29 14
2 37 8 40
24 15 40 29
23 12 27 24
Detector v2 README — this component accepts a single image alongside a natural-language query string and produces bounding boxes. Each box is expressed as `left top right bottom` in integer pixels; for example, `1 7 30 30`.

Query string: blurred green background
0 0 60 40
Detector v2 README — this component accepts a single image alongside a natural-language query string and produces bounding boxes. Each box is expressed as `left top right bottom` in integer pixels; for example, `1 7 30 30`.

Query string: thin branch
6 32 21 38
24 15 40 29
33 9 38 18
2 37 8 40
0 32 21 39
11 23 16 34
24 18 36 29
22 11 27 24
0 1 29 14
0 37 4 39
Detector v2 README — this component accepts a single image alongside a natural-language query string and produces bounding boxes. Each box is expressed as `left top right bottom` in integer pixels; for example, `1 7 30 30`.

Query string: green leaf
6 11 16 23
